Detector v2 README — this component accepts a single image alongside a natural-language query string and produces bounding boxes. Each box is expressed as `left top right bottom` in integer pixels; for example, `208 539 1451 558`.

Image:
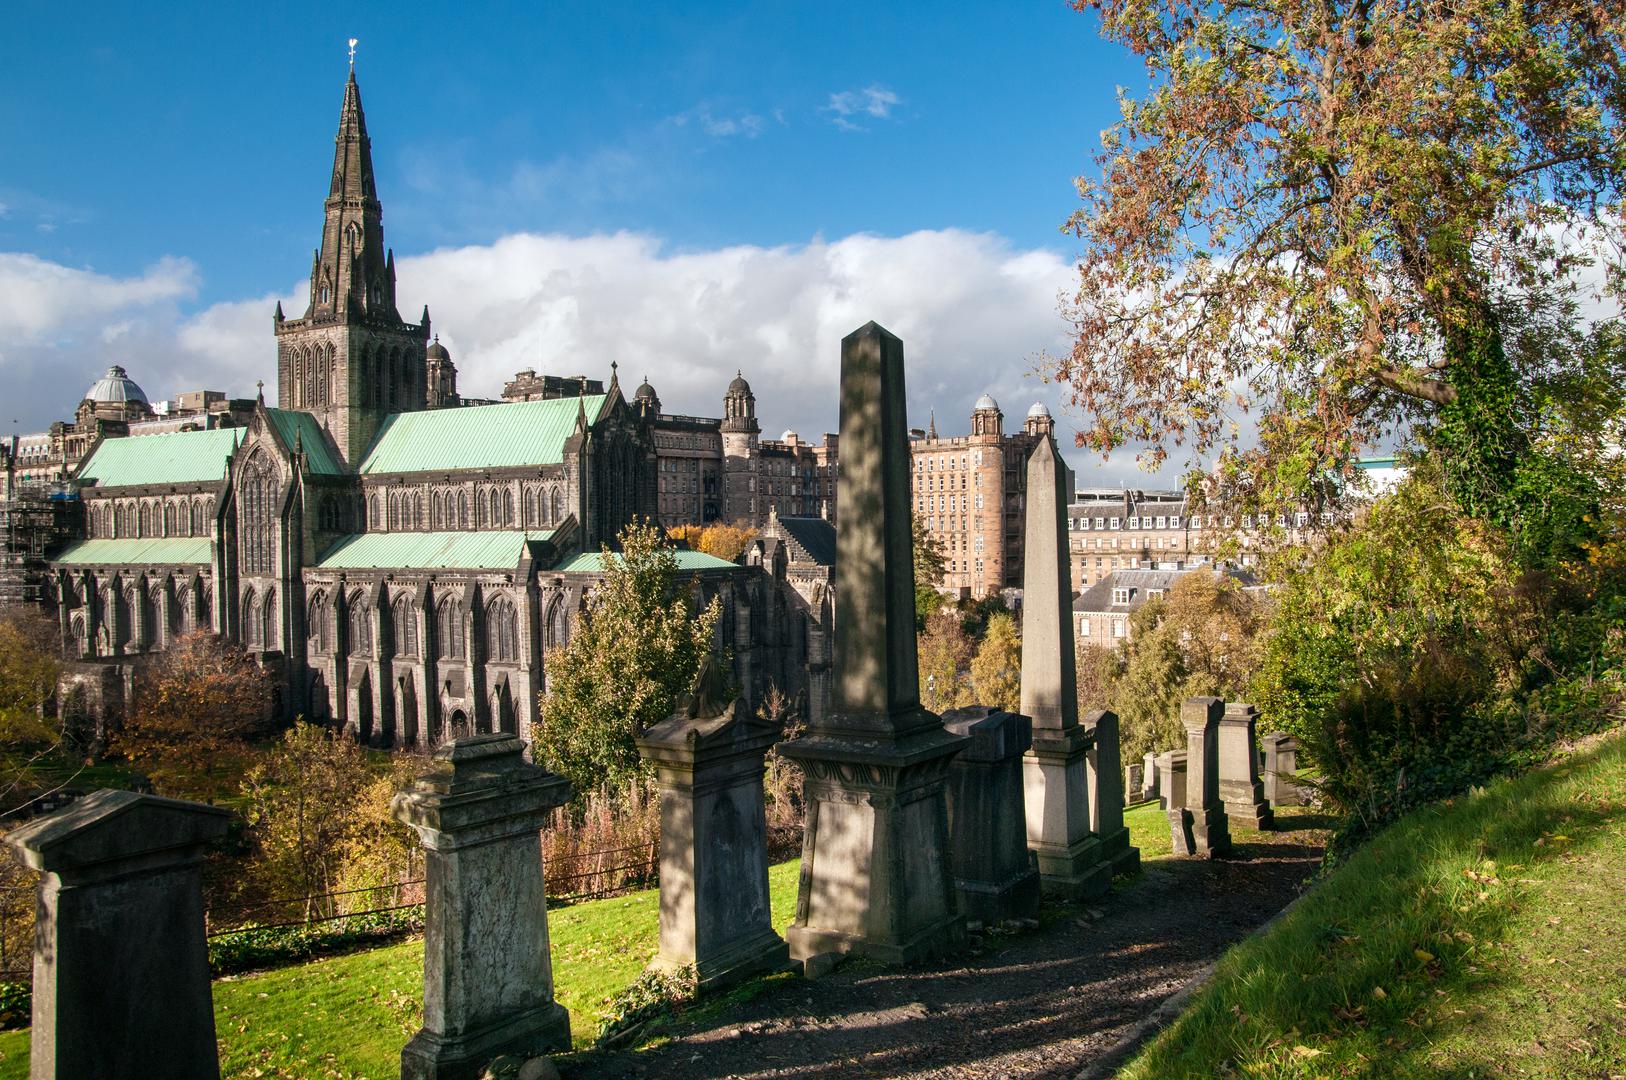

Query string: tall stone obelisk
1019 436 1111 898
779 321 967 964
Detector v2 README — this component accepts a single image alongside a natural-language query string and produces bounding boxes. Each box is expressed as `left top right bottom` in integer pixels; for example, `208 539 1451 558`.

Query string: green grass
0 860 803 1080
1125 798 1175 862
1120 729 1626 1079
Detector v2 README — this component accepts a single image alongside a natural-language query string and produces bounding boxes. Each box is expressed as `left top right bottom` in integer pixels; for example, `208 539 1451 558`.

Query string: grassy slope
1122 730 1626 1080
0 861 803 1080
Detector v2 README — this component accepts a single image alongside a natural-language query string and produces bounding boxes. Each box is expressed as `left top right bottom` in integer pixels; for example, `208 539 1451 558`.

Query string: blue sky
3 1 1164 482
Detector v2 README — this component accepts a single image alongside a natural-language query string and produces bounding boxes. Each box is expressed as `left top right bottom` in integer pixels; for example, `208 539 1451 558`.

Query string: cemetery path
563 814 1331 1079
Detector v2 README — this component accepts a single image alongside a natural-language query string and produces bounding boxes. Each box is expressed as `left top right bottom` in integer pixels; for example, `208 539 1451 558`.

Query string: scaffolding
0 479 79 610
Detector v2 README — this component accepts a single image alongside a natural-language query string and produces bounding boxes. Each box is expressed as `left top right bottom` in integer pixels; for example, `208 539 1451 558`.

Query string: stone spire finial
927 409 937 440
255 380 265 406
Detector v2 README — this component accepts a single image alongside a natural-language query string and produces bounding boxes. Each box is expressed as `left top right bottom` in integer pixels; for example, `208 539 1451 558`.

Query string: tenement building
909 396 1052 599
27 68 824 746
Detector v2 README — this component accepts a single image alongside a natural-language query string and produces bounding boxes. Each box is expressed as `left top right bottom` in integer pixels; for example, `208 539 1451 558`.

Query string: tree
1054 0 1625 548
667 521 756 563
969 610 1022 712
536 520 721 798
0 609 60 745
913 515 948 631
112 631 272 798
918 609 977 713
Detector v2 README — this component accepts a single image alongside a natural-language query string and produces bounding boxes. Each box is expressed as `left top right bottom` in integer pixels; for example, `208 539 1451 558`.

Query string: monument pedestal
1219 703 1274 831
942 706 1040 923
1023 728 1111 899
781 725 966 962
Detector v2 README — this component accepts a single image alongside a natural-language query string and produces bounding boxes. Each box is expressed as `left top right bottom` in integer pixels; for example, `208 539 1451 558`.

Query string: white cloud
825 85 903 131
0 230 1181 487
0 254 198 344
673 106 767 140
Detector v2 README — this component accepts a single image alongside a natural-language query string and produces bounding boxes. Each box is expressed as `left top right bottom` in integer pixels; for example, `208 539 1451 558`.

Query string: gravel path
559 813 1331 1080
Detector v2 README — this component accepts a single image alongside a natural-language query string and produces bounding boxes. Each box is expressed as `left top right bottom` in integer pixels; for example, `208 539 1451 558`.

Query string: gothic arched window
486 596 519 662
242 588 261 649
458 492 469 529
502 489 514 526
549 488 563 524
239 456 277 576
191 499 207 537
435 596 465 661
393 595 418 657
523 488 537 528
348 593 372 656
308 591 331 653
262 587 278 650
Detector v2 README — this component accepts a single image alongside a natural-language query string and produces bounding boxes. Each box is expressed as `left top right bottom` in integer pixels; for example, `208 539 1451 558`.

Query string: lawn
1120 729 1626 1079
0 860 804 1080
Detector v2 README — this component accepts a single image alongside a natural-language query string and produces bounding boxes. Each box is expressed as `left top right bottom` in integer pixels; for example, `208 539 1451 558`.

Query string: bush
206 907 424 976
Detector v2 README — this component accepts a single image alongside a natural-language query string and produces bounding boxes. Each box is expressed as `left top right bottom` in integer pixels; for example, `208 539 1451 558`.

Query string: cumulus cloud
825 85 903 131
0 230 1180 487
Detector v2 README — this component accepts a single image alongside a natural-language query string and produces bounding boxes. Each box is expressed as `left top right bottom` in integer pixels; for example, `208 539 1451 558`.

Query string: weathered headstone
1143 751 1161 802
778 322 966 963
1124 763 1144 805
637 655 789 991
393 735 572 1079
1160 750 1195 855
1084 709 1140 876
1179 697 1232 857
1019 434 1110 899
1261 732 1304 806
6 789 228 1080
1218 702 1274 831
942 705 1041 922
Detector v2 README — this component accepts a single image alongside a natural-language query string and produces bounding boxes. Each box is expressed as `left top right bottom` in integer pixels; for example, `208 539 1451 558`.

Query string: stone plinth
393 735 572 1080
637 673 789 991
778 321 966 964
1159 750 1195 855
942 706 1040 923
6 789 228 1080
1143 751 1161 802
1218 703 1274 831
1083 710 1140 877
1261 732 1304 806
1018 433 1109 899
1180 697 1232 857
1124 763 1144 804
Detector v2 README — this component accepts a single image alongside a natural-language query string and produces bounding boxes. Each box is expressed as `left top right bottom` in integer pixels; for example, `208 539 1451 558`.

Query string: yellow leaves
1373 985 1389 999
1291 1045 1324 1059
1414 948 1436 963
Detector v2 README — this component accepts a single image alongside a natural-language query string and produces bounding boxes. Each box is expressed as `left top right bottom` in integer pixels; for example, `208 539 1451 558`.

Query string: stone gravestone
1261 732 1304 806
1218 702 1274 831
393 734 572 1080
1160 750 1195 856
1124 762 1144 805
942 706 1041 922
778 322 967 964
1019 434 1110 899
1179 697 1233 857
5 789 228 1080
1143 751 1161 802
637 654 789 991
1083 709 1140 876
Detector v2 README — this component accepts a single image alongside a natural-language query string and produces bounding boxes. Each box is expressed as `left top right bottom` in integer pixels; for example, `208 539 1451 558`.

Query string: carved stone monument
1179 697 1233 857
637 655 789 990
942 705 1041 922
1143 751 1161 802
1218 702 1274 830
393 735 572 1079
1083 709 1140 876
1019 434 1110 899
6 789 228 1080
778 322 966 963
1124 762 1144 805
1261 732 1304 806
1160 750 1195 855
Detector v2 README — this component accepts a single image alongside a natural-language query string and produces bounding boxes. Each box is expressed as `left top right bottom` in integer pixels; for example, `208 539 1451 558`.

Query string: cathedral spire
301 68 394 323
329 70 377 203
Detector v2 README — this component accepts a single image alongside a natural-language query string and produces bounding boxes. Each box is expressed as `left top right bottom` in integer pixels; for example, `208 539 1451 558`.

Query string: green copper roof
357 396 607 475
265 409 345 476
315 530 555 570
557 550 739 574
77 427 245 488
53 537 214 566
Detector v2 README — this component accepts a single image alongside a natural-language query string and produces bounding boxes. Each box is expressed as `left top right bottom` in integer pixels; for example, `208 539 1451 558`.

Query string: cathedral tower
274 69 430 466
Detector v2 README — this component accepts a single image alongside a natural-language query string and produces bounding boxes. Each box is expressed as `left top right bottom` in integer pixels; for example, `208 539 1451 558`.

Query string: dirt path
560 812 1331 1080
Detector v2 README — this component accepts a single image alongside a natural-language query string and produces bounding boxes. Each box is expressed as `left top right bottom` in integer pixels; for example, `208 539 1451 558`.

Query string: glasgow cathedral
1 71 836 747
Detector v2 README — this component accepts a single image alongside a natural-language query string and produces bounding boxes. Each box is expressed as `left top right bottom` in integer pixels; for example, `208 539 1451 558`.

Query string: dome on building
85 365 149 405
425 335 451 361
1027 402 1051 419
635 376 658 402
781 429 798 441
974 392 1000 412
728 370 752 395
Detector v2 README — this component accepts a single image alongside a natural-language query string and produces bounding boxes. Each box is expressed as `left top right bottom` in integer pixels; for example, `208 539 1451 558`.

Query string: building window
240 458 277 576
436 596 465 660
1112 587 1131 605
486 596 519 663
393 595 418 657
348 594 372 656
1079 618 1091 637
1113 619 1126 639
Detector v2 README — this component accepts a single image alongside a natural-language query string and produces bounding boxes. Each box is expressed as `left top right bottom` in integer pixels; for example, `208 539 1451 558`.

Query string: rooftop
315 529 556 570
358 395 606 475
77 427 246 489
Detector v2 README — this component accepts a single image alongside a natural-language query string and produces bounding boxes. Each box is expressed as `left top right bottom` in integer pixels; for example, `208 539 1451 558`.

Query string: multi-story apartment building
909 396 1051 599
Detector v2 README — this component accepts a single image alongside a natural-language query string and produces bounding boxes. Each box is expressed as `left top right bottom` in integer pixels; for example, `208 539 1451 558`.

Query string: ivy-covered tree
913 515 948 631
1055 0 1624 558
536 521 721 798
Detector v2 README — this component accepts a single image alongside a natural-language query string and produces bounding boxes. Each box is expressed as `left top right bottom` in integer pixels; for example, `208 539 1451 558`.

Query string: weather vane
348 38 358 71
